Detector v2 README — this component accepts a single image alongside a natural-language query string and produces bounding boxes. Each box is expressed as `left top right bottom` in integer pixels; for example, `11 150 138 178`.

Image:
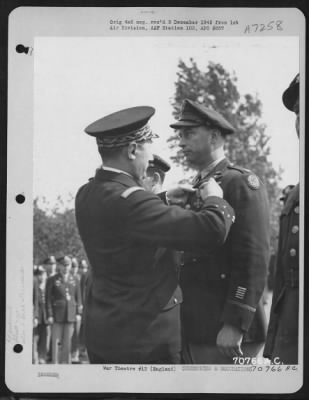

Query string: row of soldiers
33 256 89 364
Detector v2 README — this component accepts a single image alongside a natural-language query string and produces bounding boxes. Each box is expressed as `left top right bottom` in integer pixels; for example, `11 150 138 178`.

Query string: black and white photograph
5 6 305 394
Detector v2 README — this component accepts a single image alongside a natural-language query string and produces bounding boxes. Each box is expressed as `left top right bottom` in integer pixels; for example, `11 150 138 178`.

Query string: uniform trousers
270 288 299 364
33 324 48 363
51 322 74 364
45 324 52 361
183 341 264 364
71 318 82 361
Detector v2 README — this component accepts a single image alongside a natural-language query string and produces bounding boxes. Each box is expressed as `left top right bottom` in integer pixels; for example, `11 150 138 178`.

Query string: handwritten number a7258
244 20 283 34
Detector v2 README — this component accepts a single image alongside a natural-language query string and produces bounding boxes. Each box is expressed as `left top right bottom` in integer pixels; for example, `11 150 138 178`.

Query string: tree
168 59 282 252
33 196 87 265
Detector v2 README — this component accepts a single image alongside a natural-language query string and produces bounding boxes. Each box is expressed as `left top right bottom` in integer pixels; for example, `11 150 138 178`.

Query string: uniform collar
193 157 229 186
101 165 133 178
95 167 141 187
200 155 226 179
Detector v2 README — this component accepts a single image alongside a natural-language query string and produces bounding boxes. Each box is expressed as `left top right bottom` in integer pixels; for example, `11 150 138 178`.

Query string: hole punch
13 344 23 353
16 44 33 55
15 194 25 204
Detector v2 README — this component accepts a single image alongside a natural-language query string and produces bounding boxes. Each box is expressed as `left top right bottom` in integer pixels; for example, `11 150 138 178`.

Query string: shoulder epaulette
121 186 145 199
227 164 251 174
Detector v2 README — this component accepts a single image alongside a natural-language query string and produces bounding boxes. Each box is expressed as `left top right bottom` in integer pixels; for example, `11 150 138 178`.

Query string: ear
152 171 162 187
127 142 138 160
211 128 223 145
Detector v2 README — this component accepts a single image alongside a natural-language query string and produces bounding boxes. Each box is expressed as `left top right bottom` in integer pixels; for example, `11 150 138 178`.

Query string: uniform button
192 258 197 262
173 298 178 304
220 273 226 279
294 206 299 214
292 225 299 234
289 248 297 257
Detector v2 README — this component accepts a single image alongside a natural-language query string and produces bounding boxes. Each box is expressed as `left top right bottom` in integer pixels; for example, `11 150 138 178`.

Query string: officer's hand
216 323 244 358
76 315 82 322
47 317 54 325
199 178 223 200
33 318 38 328
166 185 196 206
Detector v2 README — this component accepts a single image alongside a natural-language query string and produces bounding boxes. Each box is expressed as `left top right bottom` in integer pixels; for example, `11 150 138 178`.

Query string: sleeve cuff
221 300 256 332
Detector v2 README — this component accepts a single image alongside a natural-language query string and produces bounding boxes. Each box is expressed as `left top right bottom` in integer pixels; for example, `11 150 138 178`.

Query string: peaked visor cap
282 74 299 111
170 99 235 134
85 106 158 148
148 154 171 173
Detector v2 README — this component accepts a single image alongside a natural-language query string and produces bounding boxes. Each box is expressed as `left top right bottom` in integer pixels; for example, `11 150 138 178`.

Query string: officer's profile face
177 126 213 168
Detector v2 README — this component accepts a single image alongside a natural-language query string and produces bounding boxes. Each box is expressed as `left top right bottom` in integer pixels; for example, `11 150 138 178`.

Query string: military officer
46 255 82 364
264 74 300 364
33 266 48 364
43 255 57 362
75 105 235 364
43 255 57 278
70 257 82 363
170 99 270 363
143 154 171 194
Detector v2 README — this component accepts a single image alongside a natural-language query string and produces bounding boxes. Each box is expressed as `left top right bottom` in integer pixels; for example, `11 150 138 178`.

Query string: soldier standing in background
43 255 57 278
264 74 300 364
170 99 270 363
79 259 90 361
143 154 171 194
43 255 57 362
33 266 48 364
70 257 82 363
46 255 82 364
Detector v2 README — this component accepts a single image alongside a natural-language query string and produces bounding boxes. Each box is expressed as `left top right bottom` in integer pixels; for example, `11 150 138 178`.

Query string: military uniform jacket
264 184 299 358
75 168 235 363
33 278 48 325
181 158 270 344
46 273 82 323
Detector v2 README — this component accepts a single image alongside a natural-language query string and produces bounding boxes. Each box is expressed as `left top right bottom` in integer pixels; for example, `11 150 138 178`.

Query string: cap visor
170 121 202 128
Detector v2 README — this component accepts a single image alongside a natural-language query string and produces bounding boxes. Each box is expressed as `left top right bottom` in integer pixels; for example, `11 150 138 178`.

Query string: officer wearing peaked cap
33 265 48 364
43 255 57 277
143 154 171 194
75 105 236 364
46 255 82 363
170 99 270 363
264 74 300 364
170 99 235 134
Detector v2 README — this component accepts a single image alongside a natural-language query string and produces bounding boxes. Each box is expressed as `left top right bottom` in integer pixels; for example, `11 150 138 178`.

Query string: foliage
168 59 282 252
33 195 87 265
